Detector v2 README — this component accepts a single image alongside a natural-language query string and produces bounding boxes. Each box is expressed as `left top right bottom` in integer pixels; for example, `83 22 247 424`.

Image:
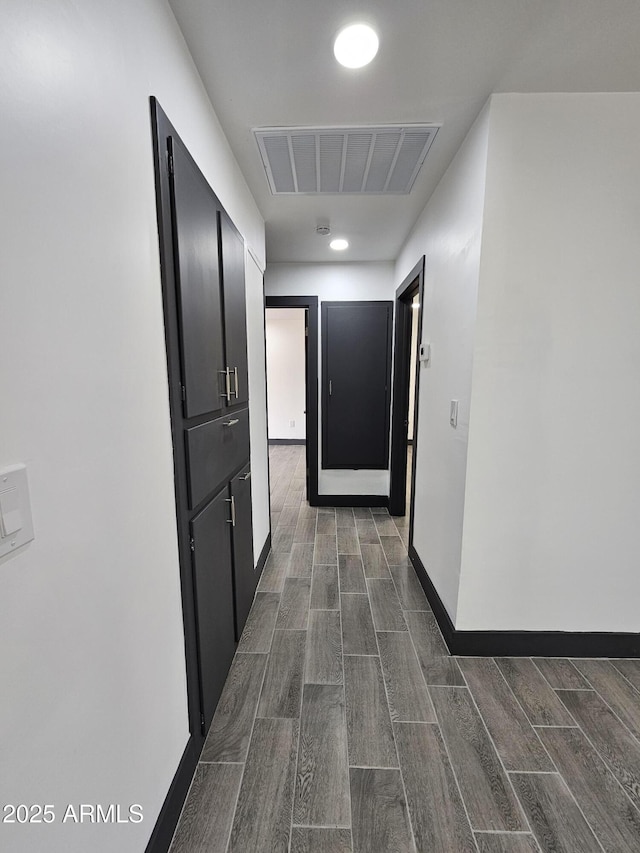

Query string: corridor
169 445 640 852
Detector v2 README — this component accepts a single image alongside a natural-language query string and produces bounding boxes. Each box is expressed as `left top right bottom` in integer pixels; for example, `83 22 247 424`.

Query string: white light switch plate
450 400 459 428
0 488 22 536
0 464 35 559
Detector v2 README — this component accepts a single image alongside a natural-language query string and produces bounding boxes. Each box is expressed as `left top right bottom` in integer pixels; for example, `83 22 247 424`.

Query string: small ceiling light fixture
333 23 379 69
330 238 349 251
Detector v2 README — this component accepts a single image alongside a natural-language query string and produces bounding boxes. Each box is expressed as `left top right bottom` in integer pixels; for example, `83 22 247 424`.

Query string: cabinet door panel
230 467 255 639
322 301 393 469
186 408 250 509
190 487 236 731
170 136 225 418
220 213 248 407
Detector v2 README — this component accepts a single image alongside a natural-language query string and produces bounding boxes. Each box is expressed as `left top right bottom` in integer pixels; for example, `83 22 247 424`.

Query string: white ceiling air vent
254 125 439 195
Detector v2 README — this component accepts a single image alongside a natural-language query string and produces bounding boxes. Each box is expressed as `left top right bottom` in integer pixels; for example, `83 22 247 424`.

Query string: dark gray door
190 487 236 730
322 301 393 469
230 466 255 638
169 137 225 418
220 212 249 407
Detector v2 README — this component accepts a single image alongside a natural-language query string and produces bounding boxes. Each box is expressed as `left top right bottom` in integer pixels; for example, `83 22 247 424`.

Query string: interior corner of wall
450 571 466 631
455 510 480 631
246 242 266 274
472 125 493 309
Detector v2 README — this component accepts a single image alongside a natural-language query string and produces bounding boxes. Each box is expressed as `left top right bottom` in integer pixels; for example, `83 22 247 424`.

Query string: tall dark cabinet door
169 137 225 418
322 301 393 469
190 488 236 730
152 100 257 750
219 212 249 407
229 467 255 638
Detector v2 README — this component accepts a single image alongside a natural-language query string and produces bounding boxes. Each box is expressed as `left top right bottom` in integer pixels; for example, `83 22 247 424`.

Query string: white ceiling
169 0 640 264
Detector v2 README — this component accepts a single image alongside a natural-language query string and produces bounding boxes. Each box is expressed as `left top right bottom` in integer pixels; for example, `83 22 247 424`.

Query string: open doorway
264 296 319 507
389 257 425 540
265 308 307 445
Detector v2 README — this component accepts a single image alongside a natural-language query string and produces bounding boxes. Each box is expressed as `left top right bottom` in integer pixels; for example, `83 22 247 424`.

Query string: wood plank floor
170 445 640 853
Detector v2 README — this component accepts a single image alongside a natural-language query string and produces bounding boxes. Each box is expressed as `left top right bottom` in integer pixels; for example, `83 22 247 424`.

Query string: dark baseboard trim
408 545 640 658
146 533 273 853
268 439 307 445
315 494 389 508
146 531 272 853
144 734 201 853
408 545 457 650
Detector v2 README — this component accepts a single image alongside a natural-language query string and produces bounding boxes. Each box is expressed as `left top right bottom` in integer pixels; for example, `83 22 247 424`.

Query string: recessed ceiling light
330 238 349 251
333 23 379 69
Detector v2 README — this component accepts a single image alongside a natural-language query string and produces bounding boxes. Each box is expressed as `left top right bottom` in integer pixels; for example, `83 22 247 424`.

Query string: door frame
389 256 425 527
150 98 204 736
265 296 319 505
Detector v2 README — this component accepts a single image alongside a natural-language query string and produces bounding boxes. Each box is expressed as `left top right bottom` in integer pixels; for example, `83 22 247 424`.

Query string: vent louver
254 125 439 195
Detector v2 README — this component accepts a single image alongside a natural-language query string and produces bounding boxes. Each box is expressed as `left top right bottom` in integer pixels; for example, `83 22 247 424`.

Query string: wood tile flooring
169 445 640 853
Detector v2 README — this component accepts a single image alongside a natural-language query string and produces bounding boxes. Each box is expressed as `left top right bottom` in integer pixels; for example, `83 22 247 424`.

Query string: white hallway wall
265 308 307 441
398 93 640 634
0 2 266 852
457 93 640 632
395 105 490 621
265 262 395 495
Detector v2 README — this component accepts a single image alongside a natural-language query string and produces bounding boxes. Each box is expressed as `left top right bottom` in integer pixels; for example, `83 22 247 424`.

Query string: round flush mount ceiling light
333 23 379 69
330 238 349 251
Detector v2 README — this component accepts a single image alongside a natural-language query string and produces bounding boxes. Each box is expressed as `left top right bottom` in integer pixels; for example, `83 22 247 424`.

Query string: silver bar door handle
329 379 332 396
219 368 231 403
225 496 236 526
223 418 239 427
232 367 239 398
240 471 251 481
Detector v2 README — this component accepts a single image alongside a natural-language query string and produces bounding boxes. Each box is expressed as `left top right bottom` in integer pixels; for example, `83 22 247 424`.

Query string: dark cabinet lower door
230 467 255 639
190 487 236 730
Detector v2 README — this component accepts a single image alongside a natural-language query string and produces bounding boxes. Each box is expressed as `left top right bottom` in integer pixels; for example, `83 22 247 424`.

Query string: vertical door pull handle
232 367 239 398
225 496 236 526
219 368 231 402
329 379 332 396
